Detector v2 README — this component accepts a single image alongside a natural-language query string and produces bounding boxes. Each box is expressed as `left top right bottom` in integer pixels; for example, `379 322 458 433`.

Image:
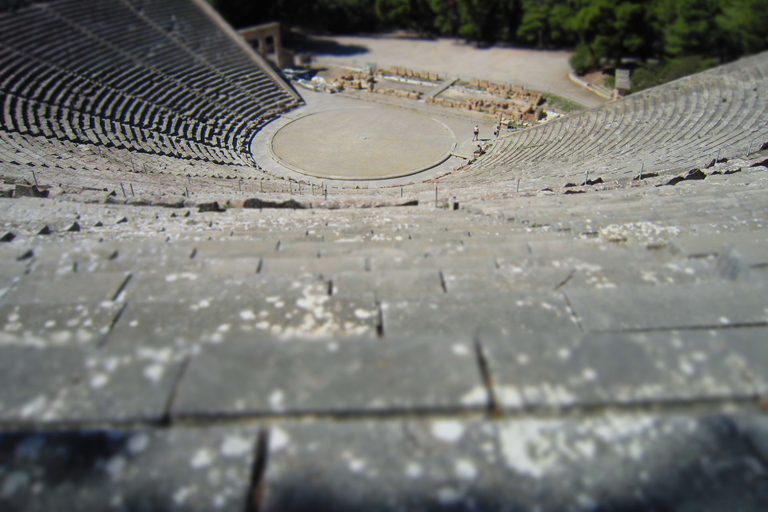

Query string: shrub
630 56 718 93
570 43 598 75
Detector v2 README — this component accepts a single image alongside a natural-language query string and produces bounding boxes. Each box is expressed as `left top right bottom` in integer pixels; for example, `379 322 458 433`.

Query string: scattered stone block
197 201 223 212
14 185 48 198
243 197 305 209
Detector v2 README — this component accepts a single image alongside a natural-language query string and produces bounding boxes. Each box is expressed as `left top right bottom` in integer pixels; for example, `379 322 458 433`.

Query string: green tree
376 0 434 33
430 0 462 35
569 0 653 67
518 0 575 48
662 0 723 58
717 0 768 58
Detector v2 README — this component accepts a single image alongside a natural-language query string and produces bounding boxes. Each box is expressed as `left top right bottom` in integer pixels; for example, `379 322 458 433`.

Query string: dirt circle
268 107 456 180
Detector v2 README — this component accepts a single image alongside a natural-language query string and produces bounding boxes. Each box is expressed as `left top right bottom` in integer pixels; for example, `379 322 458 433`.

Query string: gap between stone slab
0 399 762 434
246 429 270 512
587 321 768 334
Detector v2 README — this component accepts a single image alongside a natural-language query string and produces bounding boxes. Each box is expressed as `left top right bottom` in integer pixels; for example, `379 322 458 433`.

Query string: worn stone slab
332 270 443 299
190 238 280 258
174 335 485 418
0 427 258 511
27 243 123 275
563 258 717 289
671 230 768 258
717 327 768 395
726 240 768 266
566 283 768 331
382 292 579 338
0 345 89 422
191 256 261 276
481 330 758 410
57 338 188 423
0 302 123 348
113 292 378 346
2 272 131 304
261 414 768 511
372 255 497 272
443 267 573 293
122 272 328 302
259 256 366 277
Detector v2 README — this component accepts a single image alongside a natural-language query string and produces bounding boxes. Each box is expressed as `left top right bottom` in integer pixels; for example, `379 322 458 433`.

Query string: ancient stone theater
1 0 768 510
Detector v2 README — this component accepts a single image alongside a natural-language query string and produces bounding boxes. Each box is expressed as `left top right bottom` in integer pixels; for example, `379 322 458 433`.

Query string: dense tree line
211 0 768 74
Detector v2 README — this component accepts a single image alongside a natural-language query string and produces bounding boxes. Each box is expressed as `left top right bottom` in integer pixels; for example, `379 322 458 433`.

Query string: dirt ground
303 33 608 109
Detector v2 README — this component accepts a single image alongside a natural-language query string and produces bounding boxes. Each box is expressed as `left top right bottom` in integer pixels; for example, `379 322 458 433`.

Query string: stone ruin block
480 80 489 88
429 72 438 82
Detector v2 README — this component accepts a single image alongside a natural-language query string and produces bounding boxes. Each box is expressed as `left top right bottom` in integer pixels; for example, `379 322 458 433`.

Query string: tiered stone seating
0 0 300 169
450 53 768 191
2 1 768 509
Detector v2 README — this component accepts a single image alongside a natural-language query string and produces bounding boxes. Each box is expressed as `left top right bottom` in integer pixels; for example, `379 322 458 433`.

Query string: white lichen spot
128 434 150 455
437 487 462 504
431 420 465 443
105 456 126 479
129 320 139 327
574 439 596 458
354 309 373 319
212 493 227 509
20 396 47 418
582 368 597 381
460 387 487 406
239 310 256 321
173 487 193 505
405 461 423 478
455 459 478 481
679 360 694 376
221 436 251 458
452 344 470 357
1 471 30 497
90 373 110 389
270 428 290 452
144 364 164 383
269 390 285 410
719 317 730 324
191 448 214 468
50 331 72 345
75 329 94 344
348 458 367 473
255 321 270 330
44 320 56 328
496 386 524 408
576 493 596 508
498 421 553 478
557 348 571 360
